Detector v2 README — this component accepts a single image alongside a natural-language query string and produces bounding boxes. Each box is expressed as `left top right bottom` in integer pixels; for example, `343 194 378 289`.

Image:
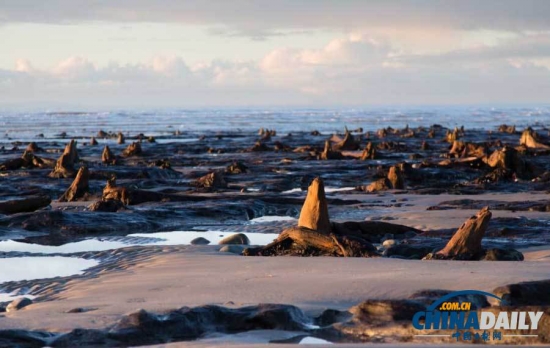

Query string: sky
1 0 550 109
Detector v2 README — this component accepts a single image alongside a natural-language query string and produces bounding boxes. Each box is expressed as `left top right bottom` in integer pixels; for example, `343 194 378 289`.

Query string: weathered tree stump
332 128 359 151
117 132 125 144
520 127 550 149
122 142 142 157
49 140 79 178
58 166 90 202
298 177 331 233
387 166 404 189
49 153 75 178
102 177 130 205
102 145 117 165
360 142 377 160
319 140 343 160
194 171 227 189
244 177 383 257
90 137 98 146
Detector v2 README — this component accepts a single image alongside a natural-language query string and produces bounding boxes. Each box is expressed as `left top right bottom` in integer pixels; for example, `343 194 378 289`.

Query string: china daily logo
413 290 544 342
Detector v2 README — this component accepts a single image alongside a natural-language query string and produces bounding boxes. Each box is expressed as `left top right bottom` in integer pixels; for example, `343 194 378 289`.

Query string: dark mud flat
0 124 549 246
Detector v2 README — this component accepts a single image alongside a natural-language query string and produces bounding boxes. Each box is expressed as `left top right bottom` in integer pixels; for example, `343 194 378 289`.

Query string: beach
0 117 550 346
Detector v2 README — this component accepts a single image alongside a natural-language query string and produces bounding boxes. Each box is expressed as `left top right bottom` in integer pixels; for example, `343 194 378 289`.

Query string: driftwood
0 195 51 214
244 226 378 257
58 167 90 202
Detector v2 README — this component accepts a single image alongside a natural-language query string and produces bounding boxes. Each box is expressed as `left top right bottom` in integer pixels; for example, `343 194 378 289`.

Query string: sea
0 106 549 141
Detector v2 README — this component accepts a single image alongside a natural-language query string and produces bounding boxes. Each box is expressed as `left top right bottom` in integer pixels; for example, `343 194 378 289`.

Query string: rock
219 245 246 254
194 171 227 189
315 309 352 327
520 127 550 149
6 297 32 312
58 166 89 202
298 177 331 234
0 330 51 347
122 142 142 157
408 289 489 309
350 299 425 324
102 145 117 165
0 195 51 214
482 248 524 261
383 244 435 259
491 279 550 306
218 233 250 245
190 237 210 245
424 207 493 260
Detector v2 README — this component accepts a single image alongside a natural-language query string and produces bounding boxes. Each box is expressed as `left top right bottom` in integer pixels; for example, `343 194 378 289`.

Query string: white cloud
2 31 550 108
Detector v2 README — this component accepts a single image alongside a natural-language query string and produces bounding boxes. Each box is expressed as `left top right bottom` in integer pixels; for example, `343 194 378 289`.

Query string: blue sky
1 0 550 108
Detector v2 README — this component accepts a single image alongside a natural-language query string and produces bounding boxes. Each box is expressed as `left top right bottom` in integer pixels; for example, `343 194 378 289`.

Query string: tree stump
49 140 79 178
102 177 130 205
194 171 227 189
424 207 492 260
332 128 359 151
244 177 381 257
122 142 142 157
117 132 125 144
102 145 117 164
520 127 550 149
360 142 377 160
58 166 90 202
320 140 343 160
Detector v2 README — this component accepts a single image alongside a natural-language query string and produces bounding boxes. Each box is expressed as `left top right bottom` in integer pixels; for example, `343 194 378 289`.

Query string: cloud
2 1 550 35
2 31 550 108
